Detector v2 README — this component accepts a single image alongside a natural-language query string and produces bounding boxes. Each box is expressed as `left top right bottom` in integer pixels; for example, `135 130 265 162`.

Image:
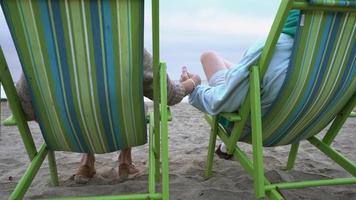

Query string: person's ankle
81 155 95 167
118 149 133 165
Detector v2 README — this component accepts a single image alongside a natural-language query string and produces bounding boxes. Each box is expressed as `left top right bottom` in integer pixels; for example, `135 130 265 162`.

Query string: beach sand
1 102 355 199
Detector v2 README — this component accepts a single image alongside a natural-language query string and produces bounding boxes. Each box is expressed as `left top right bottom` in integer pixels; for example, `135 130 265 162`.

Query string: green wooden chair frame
0 0 170 199
204 0 356 199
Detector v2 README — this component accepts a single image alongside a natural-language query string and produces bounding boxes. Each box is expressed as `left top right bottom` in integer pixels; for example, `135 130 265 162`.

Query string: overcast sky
0 0 280 81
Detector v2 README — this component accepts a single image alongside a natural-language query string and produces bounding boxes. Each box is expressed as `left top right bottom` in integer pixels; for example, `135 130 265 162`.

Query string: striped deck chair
0 0 169 199
204 0 356 199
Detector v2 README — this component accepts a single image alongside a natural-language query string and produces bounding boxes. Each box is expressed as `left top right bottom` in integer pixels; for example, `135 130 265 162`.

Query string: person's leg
200 51 234 160
74 153 96 183
200 51 233 80
118 147 139 177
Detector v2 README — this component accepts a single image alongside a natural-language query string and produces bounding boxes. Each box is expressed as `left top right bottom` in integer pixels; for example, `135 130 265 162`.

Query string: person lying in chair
184 10 300 160
15 49 201 183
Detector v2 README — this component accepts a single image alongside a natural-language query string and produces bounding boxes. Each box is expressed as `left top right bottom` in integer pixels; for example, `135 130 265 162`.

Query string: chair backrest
309 0 356 7
242 1 356 146
1 0 146 153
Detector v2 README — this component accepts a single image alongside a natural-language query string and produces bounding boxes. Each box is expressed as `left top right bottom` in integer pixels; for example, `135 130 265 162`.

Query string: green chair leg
323 98 356 146
154 119 161 182
285 143 299 170
9 144 48 200
250 66 265 198
205 116 218 179
148 113 156 194
48 150 59 186
159 63 169 200
2 114 17 126
152 0 161 186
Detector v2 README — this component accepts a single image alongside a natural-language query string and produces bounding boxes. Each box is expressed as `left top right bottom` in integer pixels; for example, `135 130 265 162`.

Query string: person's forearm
143 49 187 106
143 73 185 106
166 79 185 106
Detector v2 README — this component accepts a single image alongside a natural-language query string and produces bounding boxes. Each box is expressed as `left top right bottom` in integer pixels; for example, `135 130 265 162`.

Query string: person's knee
200 51 219 64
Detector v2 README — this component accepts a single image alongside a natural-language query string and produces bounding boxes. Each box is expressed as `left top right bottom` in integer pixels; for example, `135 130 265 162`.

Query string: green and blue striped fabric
1 0 147 153
240 9 356 146
308 0 356 7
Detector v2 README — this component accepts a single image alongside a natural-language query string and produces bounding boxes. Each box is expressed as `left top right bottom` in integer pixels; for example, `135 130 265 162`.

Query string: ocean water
0 0 279 82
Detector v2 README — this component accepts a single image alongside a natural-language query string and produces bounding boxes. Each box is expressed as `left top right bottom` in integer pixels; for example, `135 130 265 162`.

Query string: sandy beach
1 102 355 199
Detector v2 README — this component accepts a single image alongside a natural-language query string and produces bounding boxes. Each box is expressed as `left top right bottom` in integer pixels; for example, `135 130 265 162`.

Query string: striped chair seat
239 7 356 146
1 0 147 153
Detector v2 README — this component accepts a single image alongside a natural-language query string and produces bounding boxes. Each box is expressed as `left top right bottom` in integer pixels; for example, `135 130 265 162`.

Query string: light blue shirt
189 34 294 115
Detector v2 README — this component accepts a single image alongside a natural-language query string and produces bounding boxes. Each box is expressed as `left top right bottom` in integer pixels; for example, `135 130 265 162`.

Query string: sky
0 0 280 82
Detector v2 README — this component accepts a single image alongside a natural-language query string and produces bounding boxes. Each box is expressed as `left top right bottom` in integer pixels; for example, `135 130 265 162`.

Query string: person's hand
180 68 201 95
180 66 201 84
180 66 190 82
189 74 201 86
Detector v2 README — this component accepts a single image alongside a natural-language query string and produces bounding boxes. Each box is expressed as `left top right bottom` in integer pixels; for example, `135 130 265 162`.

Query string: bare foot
74 165 96 184
118 163 139 179
118 148 139 179
73 154 96 184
